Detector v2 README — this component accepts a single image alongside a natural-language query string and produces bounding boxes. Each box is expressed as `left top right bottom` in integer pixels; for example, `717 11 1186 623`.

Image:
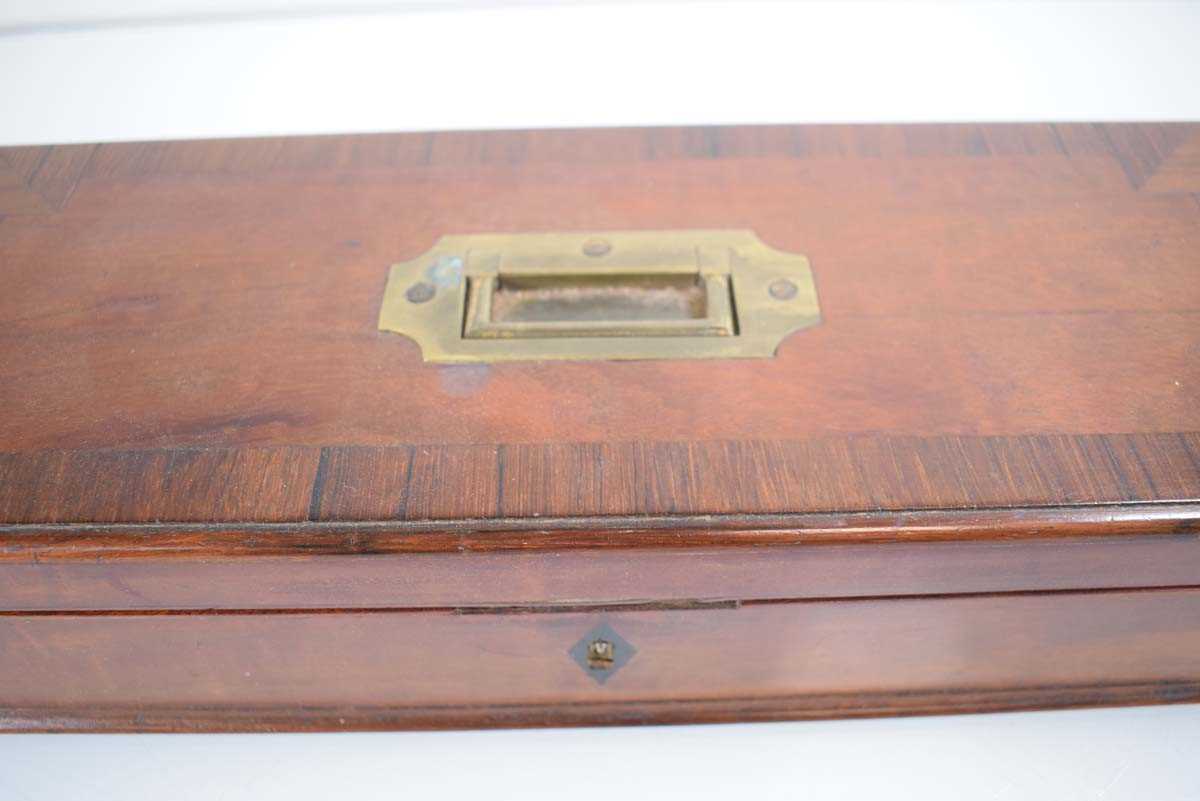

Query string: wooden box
1 122 1199 732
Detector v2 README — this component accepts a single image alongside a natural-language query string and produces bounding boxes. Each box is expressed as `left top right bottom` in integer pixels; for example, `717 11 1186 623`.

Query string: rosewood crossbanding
1 122 1199 731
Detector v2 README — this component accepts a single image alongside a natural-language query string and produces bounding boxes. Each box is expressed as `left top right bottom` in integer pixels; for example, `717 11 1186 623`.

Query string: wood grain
1 530 1198 611
0 144 95 214
1 433 1197 525
2 123 1199 731
2 588 1199 731
3 132 1198 471
6 682 1196 733
3 501 1199 559
1141 130 1200 194
72 123 1195 177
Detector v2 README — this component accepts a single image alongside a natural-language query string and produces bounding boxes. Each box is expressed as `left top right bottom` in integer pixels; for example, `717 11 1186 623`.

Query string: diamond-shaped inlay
568 622 637 685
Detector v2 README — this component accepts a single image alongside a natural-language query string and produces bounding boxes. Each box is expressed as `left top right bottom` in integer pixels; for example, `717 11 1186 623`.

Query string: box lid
1 123 1198 587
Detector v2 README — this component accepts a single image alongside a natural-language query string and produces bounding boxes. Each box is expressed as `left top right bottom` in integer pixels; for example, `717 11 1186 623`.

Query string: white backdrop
2 1 1200 146
2 2 1199 799
3 705 1200 800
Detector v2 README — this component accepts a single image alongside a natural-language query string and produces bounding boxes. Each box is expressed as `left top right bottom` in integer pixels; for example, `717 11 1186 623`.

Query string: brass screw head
582 238 612 258
406 282 436 303
768 278 798 300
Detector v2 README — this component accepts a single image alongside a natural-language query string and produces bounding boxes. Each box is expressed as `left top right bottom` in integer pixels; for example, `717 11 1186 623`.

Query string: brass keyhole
586 639 615 670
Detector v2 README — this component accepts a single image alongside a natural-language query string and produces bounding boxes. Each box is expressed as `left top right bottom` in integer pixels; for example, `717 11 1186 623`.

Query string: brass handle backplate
378 230 820 363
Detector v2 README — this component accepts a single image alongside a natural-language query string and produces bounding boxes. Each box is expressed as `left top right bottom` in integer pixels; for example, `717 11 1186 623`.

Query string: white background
2 2 1199 799
3 0 1200 145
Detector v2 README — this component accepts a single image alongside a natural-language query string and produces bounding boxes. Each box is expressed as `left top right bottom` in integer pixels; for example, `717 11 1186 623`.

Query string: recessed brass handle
463 272 736 339
378 230 820 363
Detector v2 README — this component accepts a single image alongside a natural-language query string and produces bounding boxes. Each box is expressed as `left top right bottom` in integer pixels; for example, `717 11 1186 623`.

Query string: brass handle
378 230 820 363
463 271 736 339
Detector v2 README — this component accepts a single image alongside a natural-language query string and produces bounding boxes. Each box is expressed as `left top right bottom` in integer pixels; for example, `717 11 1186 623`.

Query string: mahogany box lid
2 122 1199 608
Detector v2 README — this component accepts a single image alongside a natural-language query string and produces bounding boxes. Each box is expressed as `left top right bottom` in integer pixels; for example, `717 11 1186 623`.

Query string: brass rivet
406 282 436 303
582 239 612 258
769 278 798 300
586 639 615 669
570 623 635 683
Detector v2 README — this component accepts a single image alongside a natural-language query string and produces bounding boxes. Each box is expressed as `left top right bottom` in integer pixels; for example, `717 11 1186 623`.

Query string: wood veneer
3 589 1199 732
2 123 1199 731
